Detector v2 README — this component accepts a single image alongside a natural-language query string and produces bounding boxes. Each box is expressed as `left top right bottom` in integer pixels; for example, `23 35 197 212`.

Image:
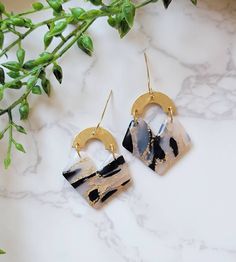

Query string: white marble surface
1 0 236 261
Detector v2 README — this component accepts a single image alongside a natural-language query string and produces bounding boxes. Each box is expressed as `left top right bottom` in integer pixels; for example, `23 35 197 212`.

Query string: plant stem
0 14 70 58
18 6 51 16
1 89 31 116
55 19 96 59
0 0 177 168
0 0 156 118
6 111 13 157
18 0 73 16
52 24 83 55
7 27 22 37
0 21 93 116
0 124 10 136
0 68 41 116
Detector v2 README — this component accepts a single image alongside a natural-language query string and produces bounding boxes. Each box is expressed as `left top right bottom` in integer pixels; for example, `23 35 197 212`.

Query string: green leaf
23 60 35 70
41 78 51 96
48 21 67 37
53 63 63 84
52 9 64 17
4 156 11 169
17 47 25 65
77 35 94 56
0 3 5 14
27 76 38 89
14 141 26 153
162 0 172 8
34 52 54 66
70 7 85 20
0 67 5 84
10 17 27 27
66 16 77 25
23 18 33 28
0 22 7 31
7 71 20 79
118 17 130 38
191 0 197 5
8 81 22 89
14 124 27 134
39 70 46 80
122 1 136 27
88 0 102 6
19 100 29 120
2 61 21 71
78 10 103 20
46 0 63 13
44 31 53 49
0 30 4 49
32 2 44 10
107 16 117 28
32 85 42 95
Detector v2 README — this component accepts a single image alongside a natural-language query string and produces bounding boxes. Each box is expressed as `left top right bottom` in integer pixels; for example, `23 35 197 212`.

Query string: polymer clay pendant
63 152 131 208
122 91 191 175
123 117 191 175
63 126 131 208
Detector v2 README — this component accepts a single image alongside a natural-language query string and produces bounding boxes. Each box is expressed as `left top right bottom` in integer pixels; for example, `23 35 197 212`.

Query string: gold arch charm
131 91 177 119
73 127 117 154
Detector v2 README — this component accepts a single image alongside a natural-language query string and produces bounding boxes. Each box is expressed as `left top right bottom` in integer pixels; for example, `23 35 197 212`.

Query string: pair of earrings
62 54 191 209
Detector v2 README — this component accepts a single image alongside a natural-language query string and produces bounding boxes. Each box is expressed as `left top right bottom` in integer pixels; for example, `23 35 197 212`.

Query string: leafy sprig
0 0 196 169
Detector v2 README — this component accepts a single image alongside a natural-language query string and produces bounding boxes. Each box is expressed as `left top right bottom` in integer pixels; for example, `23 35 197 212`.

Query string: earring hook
73 90 117 157
144 52 153 96
93 90 113 134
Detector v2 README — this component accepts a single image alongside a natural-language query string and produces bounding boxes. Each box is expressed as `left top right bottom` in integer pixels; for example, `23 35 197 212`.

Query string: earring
122 53 191 175
62 91 131 208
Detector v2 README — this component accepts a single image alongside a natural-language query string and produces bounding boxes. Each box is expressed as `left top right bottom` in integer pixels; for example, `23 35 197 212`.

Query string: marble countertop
1 0 236 261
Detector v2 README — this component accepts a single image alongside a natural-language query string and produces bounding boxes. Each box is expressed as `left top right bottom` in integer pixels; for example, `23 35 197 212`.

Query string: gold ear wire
94 90 112 133
131 52 177 119
73 90 117 156
144 52 154 96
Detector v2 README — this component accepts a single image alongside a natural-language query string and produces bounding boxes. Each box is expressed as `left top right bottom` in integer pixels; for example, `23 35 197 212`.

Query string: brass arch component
131 91 177 118
72 127 117 154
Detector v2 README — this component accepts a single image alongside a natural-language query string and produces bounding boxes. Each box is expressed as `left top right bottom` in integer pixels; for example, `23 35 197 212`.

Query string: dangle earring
122 53 191 175
63 91 131 208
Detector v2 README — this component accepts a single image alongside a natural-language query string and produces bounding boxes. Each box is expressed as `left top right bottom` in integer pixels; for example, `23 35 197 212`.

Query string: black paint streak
71 172 96 188
63 168 81 179
99 156 125 177
122 121 134 153
169 137 179 157
121 179 131 186
149 135 166 171
88 189 100 203
99 168 121 178
101 189 118 202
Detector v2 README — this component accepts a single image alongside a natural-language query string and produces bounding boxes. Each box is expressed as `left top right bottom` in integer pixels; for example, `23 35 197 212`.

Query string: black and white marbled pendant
122 117 191 175
62 152 131 208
